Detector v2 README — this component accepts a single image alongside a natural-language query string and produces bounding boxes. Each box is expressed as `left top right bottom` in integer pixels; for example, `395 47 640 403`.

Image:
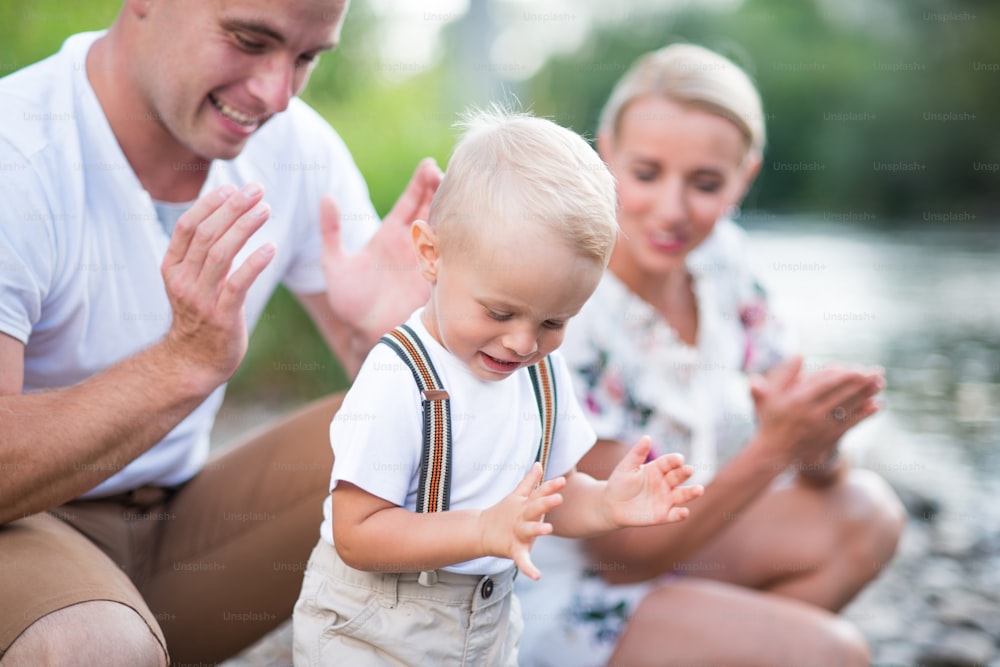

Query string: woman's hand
750 356 884 469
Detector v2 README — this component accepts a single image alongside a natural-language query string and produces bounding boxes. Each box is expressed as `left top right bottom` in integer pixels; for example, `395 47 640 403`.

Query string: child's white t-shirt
320 309 597 576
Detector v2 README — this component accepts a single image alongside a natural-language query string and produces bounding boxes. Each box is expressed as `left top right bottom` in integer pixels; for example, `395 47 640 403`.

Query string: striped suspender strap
527 355 557 478
379 325 559 511
380 324 453 513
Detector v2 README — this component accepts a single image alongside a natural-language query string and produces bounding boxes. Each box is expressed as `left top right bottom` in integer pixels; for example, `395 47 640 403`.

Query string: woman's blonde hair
429 105 618 266
598 44 765 155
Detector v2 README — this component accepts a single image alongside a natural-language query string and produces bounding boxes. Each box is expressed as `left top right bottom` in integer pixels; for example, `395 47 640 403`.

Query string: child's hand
603 436 704 528
478 462 565 581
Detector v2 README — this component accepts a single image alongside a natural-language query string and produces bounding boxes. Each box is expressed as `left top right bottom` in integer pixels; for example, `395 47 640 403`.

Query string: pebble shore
213 403 1000 667
220 505 1000 667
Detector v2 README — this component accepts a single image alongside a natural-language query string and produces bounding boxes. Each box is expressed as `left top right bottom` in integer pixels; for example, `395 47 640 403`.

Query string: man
0 0 440 664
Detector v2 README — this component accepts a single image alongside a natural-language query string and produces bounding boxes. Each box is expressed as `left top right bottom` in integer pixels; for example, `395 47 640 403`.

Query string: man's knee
3 601 166 667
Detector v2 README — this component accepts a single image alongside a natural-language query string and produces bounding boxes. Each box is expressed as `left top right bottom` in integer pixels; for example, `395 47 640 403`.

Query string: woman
515 44 905 666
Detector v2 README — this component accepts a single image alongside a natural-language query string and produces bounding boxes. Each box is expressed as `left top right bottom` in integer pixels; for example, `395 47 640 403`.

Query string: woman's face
600 96 758 280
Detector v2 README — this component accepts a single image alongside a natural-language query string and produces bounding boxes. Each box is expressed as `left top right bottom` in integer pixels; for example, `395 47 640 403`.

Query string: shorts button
481 578 494 599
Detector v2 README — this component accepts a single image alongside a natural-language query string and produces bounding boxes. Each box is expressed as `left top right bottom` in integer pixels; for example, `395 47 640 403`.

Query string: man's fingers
319 194 344 259
181 183 264 273
163 184 237 269
218 243 277 316
383 158 442 229
196 202 271 289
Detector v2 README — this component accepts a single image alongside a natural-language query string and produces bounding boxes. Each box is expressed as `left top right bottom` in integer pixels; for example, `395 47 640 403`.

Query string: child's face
416 224 603 382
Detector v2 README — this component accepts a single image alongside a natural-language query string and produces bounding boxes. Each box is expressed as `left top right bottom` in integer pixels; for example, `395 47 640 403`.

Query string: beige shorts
293 540 522 666
0 393 342 666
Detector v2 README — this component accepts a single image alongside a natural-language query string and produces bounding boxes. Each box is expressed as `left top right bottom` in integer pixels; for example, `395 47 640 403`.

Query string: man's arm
300 159 442 377
296 292 368 380
0 333 214 523
0 184 273 524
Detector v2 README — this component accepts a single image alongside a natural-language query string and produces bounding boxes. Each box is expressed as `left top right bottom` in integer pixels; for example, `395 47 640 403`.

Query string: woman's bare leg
609 578 869 667
686 468 905 611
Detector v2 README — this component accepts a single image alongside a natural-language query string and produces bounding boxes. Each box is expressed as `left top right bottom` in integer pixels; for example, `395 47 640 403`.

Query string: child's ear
411 220 440 283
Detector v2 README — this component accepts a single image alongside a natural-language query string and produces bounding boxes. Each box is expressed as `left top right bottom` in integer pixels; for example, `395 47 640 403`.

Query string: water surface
743 217 1000 530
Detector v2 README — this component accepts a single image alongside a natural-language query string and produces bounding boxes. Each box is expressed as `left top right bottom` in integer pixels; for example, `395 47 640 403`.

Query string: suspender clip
421 389 450 401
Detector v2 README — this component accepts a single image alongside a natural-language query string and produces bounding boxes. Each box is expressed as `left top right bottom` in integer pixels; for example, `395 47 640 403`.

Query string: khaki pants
293 540 522 667
0 393 343 667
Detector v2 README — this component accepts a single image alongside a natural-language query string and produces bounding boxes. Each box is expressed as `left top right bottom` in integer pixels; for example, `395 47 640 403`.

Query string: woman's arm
580 435 785 583
582 359 883 584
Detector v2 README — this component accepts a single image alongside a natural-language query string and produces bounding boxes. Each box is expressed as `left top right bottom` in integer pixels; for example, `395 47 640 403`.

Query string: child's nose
503 328 538 357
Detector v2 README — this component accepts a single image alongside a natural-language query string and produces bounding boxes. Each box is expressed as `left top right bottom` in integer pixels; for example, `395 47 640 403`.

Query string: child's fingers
531 475 566 498
512 546 542 581
652 452 687 474
617 435 654 473
516 517 555 540
521 461 546 487
670 484 704 506
664 506 691 523
662 464 695 489
524 493 563 521
511 462 544 497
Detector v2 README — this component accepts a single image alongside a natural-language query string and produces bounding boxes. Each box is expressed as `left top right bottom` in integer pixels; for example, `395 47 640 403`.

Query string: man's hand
160 183 275 393
321 158 442 344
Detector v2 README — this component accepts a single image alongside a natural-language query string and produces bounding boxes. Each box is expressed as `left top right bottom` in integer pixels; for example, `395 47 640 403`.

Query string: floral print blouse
560 219 793 484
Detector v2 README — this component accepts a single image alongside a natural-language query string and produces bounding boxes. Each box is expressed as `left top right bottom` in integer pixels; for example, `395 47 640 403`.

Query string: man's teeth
211 96 257 126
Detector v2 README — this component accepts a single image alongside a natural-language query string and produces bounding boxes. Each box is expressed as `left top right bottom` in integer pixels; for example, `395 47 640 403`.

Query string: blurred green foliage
0 0 459 405
0 3 119 67
2 0 995 407
526 0 999 220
